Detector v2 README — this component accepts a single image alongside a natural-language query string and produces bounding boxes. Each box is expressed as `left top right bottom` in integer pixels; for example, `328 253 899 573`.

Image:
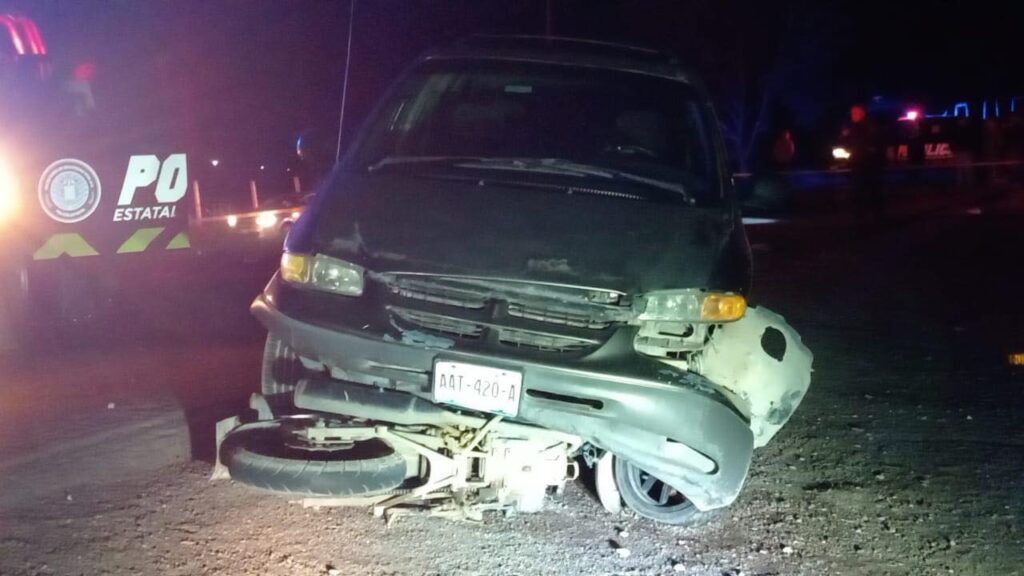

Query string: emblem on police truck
38 159 102 223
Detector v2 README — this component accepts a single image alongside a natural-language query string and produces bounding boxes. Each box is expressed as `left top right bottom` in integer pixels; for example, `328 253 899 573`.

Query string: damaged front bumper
694 306 814 448
251 287 755 511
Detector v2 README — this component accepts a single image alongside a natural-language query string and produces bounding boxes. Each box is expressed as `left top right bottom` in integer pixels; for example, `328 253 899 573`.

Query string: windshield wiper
367 156 692 202
454 158 692 202
366 155 487 172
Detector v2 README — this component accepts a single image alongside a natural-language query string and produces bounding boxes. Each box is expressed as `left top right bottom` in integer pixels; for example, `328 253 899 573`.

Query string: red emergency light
898 109 921 122
0 13 47 56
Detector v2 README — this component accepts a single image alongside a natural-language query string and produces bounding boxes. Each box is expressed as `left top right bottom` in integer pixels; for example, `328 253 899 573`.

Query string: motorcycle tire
220 422 408 497
261 332 306 415
614 456 701 525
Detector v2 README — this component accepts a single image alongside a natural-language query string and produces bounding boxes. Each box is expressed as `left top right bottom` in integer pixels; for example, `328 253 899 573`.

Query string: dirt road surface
2 214 1022 575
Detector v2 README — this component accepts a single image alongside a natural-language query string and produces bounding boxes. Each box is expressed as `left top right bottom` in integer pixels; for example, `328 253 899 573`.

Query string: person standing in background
772 129 796 170
845 104 886 224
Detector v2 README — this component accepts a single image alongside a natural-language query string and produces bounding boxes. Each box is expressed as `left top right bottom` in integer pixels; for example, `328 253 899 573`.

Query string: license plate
432 361 523 417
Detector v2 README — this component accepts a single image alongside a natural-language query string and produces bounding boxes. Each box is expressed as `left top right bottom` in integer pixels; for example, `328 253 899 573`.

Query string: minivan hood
304 173 735 294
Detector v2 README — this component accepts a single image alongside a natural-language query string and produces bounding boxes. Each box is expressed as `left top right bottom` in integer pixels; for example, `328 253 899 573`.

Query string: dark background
5 0 1020 192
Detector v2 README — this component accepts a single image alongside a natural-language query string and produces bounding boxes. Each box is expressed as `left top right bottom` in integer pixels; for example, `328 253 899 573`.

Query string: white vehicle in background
218 193 313 239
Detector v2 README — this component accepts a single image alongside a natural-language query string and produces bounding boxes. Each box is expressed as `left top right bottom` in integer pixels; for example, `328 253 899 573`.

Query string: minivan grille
389 307 484 339
507 301 613 329
382 275 626 355
496 328 595 352
387 280 487 309
389 307 600 353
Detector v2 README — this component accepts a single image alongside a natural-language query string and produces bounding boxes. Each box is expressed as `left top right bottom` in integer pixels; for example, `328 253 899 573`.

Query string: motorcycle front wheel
220 419 408 497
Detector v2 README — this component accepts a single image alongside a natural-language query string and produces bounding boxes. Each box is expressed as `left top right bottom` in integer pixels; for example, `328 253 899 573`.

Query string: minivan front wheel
261 332 307 415
614 457 700 525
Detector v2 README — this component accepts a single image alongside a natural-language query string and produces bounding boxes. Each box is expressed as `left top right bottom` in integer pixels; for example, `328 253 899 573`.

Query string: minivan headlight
634 289 746 323
280 253 364 296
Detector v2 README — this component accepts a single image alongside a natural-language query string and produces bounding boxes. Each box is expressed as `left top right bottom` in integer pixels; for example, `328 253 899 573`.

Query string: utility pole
335 0 357 164
249 180 260 210
191 180 203 221
545 0 553 36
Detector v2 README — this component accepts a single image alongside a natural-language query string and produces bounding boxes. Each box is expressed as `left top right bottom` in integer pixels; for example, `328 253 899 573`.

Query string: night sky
5 0 1018 178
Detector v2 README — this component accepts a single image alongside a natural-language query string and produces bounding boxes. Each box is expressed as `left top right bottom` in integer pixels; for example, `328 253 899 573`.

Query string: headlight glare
0 153 19 221
255 211 278 229
832 146 851 160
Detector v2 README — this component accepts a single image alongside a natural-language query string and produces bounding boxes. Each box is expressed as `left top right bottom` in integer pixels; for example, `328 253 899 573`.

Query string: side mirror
737 174 793 216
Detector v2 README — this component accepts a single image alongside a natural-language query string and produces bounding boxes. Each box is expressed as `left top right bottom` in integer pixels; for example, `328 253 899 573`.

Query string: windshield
351 58 722 202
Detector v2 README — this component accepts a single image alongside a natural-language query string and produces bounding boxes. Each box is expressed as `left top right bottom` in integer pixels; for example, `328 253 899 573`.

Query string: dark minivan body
247 37 810 517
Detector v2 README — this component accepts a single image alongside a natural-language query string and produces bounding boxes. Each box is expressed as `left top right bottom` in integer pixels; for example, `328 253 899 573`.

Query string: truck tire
220 422 407 497
261 332 307 414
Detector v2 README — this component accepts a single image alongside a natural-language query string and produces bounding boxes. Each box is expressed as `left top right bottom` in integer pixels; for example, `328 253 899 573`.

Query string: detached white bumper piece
696 306 813 448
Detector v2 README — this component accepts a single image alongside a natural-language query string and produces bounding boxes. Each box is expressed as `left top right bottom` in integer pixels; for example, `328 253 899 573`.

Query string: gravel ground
2 215 1022 575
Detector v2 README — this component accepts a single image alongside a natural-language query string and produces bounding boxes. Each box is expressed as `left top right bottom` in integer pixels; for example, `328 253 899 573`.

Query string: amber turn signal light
701 293 747 322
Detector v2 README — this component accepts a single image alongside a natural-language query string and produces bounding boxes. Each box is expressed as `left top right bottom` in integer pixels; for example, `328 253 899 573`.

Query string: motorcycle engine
482 436 576 513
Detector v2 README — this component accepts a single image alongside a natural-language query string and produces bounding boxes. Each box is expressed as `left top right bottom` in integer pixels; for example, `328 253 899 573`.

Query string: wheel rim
263 334 306 396
623 461 691 510
281 417 367 452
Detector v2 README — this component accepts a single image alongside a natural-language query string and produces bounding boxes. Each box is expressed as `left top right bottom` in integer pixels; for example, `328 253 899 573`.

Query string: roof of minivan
422 35 694 83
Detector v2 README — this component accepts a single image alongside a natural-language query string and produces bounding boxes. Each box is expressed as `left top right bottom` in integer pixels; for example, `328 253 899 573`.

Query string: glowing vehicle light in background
832 147 851 160
0 152 19 221
255 211 278 229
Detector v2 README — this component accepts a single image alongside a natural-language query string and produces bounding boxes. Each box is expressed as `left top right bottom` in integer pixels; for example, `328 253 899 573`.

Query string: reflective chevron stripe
116 227 165 254
165 231 190 250
32 227 191 259
32 233 100 260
